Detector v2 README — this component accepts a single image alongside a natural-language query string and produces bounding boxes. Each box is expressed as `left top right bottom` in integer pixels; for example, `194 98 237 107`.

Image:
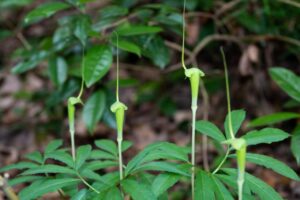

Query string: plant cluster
0 0 299 200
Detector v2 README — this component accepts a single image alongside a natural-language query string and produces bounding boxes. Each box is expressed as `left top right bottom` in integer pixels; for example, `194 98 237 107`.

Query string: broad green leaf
121 179 157 200
45 150 74 168
152 173 180 197
0 162 38 173
141 35 170 69
240 153 299 180
21 164 76 175
269 67 300 102
80 168 103 182
12 51 48 74
83 90 106 133
76 145 92 170
8 176 42 187
83 45 112 87
249 112 300 127
291 125 300 164
211 176 234 200
243 128 290 146
196 120 226 142
95 140 118 157
0 0 33 8
48 56 68 86
25 2 70 24
117 25 162 36
99 5 128 19
25 151 43 164
223 168 283 200
224 109 246 139
74 15 91 46
45 139 63 154
112 38 141 56
132 161 189 176
195 170 215 200
19 178 80 200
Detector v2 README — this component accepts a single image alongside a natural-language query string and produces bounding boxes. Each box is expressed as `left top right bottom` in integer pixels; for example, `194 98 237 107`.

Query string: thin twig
215 0 242 17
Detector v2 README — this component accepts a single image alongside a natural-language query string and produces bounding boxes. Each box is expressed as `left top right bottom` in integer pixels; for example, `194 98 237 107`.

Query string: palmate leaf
243 128 290 146
71 189 88 200
196 120 226 142
222 168 283 200
8 176 42 187
19 178 80 200
229 153 299 180
25 151 43 164
96 187 123 200
224 109 246 139
83 160 118 171
89 150 116 160
195 170 215 200
151 173 181 197
121 178 157 200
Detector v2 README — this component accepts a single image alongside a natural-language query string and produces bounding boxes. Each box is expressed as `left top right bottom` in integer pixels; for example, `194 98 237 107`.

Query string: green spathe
111 101 128 139
185 68 205 104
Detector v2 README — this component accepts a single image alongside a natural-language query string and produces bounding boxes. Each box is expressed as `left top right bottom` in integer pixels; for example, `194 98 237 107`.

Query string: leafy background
0 0 299 199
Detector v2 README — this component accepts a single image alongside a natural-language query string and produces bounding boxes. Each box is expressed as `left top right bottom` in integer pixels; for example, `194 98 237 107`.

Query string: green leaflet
243 128 290 146
95 140 118 157
195 170 215 200
152 173 181 197
291 125 300 164
249 112 300 127
76 145 92 170
223 168 283 200
196 120 226 142
121 179 157 200
19 178 80 200
229 153 299 180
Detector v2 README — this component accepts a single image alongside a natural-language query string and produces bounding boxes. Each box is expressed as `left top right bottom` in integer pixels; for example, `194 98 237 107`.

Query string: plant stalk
191 99 197 200
0 175 19 200
117 136 123 180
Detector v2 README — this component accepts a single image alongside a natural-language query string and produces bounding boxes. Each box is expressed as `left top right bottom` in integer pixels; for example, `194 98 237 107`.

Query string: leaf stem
117 136 124 180
77 47 85 100
76 172 100 194
212 148 230 174
0 175 19 200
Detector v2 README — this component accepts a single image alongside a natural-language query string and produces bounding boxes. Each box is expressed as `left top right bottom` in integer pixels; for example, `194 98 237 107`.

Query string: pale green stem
237 146 246 200
191 99 197 200
181 0 187 70
77 47 85 100
68 104 76 161
117 135 123 180
220 47 235 139
212 148 230 174
77 172 100 194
